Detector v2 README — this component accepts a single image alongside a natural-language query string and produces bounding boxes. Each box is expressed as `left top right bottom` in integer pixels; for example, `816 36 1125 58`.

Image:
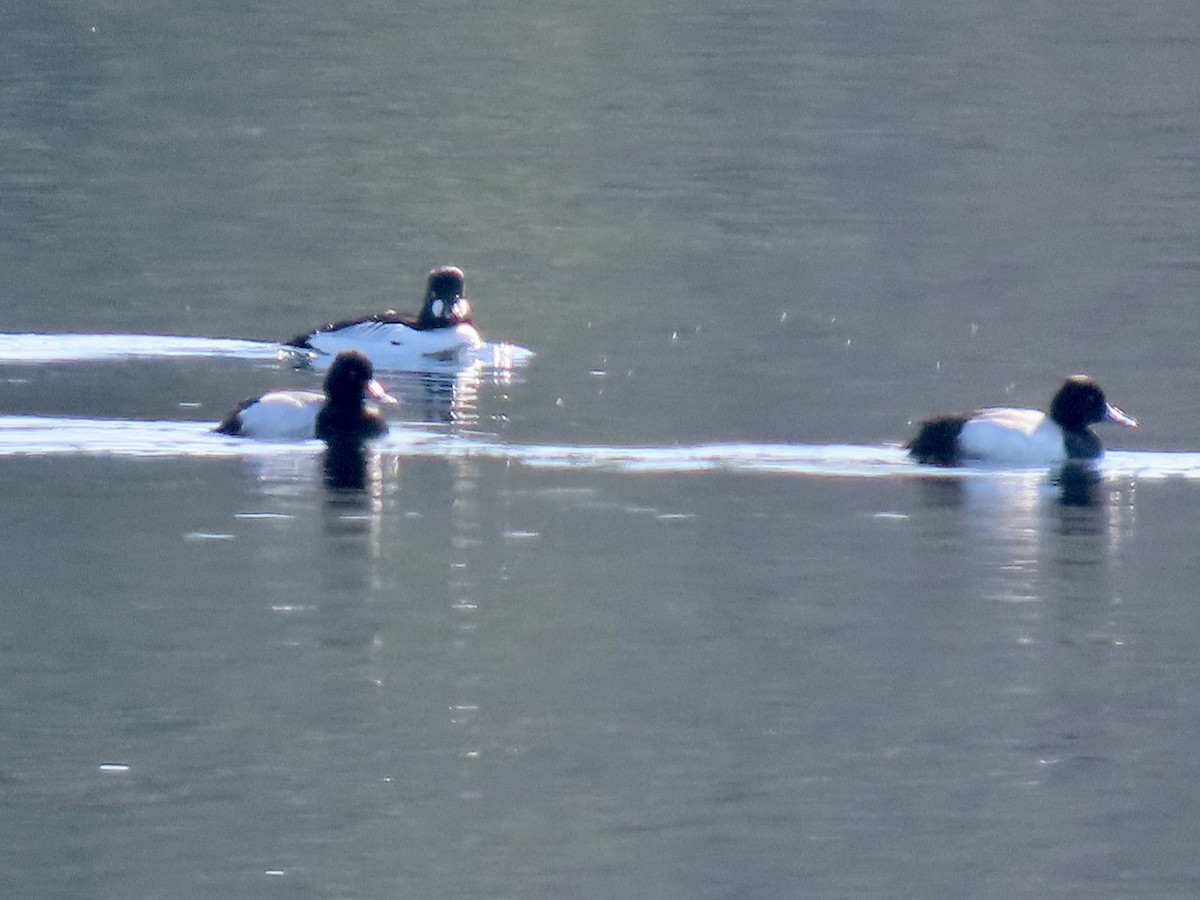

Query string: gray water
4 1 1200 897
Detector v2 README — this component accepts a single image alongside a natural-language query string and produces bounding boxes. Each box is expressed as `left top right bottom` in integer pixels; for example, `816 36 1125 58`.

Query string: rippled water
5 1 1200 898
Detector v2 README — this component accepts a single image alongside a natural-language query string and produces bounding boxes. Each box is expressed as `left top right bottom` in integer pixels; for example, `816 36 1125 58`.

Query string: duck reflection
287 359 488 427
323 438 373 492
321 439 385 545
916 463 1112 517
1052 461 1103 510
909 465 1139 791
324 436 384 513
913 461 1137 565
375 361 522 428
410 367 482 426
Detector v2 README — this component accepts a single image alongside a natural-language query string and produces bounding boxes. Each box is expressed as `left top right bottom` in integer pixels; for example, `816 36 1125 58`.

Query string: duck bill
1104 403 1137 428
367 379 398 405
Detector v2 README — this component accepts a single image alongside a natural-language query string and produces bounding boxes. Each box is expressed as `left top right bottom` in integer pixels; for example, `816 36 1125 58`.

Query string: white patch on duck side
452 298 471 319
430 299 445 319
298 322 485 371
957 408 1067 465
234 391 325 439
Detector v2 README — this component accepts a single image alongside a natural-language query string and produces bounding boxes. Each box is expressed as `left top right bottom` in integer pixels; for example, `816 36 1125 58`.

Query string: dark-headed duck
908 375 1137 466
283 265 484 369
215 350 395 440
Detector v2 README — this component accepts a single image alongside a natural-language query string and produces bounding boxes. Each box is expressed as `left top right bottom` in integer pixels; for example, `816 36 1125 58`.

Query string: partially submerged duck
215 350 395 440
907 375 1137 466
283 265 484 369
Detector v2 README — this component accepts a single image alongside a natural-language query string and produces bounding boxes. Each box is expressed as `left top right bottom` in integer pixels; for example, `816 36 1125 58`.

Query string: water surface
4 1 1200 898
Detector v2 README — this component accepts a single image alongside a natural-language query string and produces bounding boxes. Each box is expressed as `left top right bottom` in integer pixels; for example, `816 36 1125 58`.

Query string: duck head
1049 375 1137 432
419 265 472 329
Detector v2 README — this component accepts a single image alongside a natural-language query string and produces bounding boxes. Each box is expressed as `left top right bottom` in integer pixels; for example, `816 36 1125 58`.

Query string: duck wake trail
0 415 1195 481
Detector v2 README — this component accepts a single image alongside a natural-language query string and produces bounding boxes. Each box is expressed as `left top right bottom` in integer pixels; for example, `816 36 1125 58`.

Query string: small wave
284 340 535 373
415 441 1200 480
430 439 917 477
0 333 280 363
0 414 1195 480
0 332 534 371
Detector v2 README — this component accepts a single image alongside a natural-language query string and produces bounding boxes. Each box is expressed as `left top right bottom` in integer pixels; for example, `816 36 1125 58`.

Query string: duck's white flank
957 408 1069 465
295 322 483 369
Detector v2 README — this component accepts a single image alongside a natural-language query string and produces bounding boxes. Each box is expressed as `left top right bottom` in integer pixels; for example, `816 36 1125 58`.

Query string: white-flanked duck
283 265 484 370
908 375 1137 467
215 350 395 440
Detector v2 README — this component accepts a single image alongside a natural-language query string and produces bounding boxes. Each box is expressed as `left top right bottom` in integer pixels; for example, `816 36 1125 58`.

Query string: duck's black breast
314 406 388 443
907 415 970 466
1062 428 1102 460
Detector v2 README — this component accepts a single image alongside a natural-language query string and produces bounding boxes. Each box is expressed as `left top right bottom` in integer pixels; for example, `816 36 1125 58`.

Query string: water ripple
0 332 533 372
0 332 280 363
0 414 1196 480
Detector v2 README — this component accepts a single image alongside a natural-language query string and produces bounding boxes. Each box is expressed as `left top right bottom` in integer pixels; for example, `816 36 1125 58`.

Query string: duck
214 350 396 440
282 265 484 370
907 375 1137 466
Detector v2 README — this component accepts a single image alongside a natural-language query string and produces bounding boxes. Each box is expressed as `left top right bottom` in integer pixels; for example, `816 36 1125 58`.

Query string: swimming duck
214 350 395 440
907 375 1137 466
283 265 484 370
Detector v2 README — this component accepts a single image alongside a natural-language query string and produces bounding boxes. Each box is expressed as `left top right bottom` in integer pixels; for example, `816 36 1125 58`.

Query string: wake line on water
0 333 280 362
0 415 1197 480
0 333 533 370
